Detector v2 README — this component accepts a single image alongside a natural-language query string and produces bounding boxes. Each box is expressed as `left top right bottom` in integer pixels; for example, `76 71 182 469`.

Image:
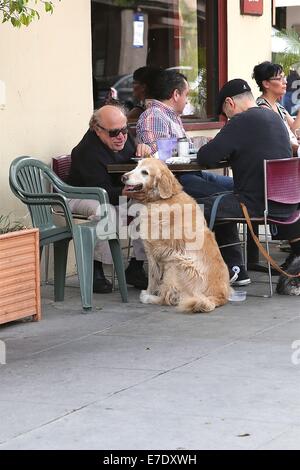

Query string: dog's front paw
140 290 161 305
140 290 150 304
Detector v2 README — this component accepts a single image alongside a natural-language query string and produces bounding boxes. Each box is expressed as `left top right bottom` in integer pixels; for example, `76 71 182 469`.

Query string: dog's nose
121 173 129 183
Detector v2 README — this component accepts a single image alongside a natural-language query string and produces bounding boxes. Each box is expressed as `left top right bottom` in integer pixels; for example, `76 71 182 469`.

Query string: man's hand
135 143 152 158
122 187 145 201
192 136 212 151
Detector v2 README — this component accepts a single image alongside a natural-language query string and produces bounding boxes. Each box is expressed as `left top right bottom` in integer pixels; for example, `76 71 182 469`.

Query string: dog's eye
141 170 149 176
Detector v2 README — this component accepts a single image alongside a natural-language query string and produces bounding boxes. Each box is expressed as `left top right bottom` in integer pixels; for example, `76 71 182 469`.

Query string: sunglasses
268 75 287 83
98 125 128 138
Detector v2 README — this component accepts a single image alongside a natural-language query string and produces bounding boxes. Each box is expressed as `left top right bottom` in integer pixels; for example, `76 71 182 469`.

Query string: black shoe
125 260 148 290
93 278 112 294
229 265 251 286
281 253 296 271
93 261 112 294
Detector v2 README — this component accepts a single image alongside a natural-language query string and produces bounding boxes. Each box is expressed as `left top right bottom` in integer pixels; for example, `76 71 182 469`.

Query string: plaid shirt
136 100 190 154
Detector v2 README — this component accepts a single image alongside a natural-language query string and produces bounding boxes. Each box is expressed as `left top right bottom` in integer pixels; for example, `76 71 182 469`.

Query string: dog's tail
177 295 215 313
178 292 229 313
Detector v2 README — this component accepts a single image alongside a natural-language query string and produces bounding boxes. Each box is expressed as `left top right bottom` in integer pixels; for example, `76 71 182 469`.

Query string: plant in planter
0 215 41 325
0 214 26 234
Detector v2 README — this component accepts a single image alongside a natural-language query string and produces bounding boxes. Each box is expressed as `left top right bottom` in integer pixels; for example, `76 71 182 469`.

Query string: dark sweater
68 129 136 205
197 107 294 216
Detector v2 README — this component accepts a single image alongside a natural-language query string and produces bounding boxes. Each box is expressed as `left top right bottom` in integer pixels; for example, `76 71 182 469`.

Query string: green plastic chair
9 156 128 311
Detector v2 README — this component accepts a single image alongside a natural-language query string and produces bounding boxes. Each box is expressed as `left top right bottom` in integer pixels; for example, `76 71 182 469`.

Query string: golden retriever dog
122 159 230 313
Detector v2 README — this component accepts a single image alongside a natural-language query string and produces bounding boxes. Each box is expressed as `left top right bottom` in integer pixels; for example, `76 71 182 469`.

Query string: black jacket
197 107 294 217
68 129 136 205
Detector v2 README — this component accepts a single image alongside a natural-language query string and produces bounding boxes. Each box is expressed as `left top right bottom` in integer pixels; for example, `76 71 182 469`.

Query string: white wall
0 0 92 219
227 0 272 99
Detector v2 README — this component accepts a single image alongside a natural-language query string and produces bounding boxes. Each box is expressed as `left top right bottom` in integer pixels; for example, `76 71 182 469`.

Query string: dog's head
122 159 182 201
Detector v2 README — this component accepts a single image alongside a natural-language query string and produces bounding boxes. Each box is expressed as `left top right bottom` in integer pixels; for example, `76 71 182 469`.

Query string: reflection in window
91 0 219 121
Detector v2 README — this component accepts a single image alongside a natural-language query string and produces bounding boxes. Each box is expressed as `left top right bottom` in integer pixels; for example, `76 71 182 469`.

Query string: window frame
184 0 227 131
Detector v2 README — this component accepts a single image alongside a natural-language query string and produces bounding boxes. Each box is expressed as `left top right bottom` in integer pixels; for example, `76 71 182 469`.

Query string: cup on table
177 137 190 157
157 138 178 161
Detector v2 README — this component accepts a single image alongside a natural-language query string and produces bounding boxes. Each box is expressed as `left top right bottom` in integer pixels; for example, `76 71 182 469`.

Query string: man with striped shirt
136 68 233 197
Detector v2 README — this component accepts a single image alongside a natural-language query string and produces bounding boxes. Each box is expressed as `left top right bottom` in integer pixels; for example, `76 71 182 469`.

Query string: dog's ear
157 168 182 199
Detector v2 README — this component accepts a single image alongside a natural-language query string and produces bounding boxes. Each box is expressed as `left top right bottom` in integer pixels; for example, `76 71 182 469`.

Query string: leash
240 203 300 279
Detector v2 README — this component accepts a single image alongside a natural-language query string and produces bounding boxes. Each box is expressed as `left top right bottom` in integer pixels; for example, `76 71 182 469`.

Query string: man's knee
69 198 101 219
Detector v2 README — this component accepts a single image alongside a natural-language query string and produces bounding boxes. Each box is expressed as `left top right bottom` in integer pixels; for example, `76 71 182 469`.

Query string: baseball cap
217 79 252 115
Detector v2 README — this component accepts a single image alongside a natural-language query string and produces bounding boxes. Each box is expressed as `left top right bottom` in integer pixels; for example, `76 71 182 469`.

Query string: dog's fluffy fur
123 159 231 313
276 256 300 296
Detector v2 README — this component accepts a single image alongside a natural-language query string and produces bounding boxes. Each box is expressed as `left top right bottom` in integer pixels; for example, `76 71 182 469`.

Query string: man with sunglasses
68 104 151 293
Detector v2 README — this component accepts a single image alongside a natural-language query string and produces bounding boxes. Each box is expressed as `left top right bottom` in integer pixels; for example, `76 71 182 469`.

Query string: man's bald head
89 104 127 131
90 104 128 152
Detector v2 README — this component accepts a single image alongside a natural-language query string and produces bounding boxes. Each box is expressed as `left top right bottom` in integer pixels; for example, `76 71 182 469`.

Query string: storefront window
91 0 223 122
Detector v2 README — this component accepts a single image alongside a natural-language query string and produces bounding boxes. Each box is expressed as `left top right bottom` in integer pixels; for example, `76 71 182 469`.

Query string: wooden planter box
0 229 41 325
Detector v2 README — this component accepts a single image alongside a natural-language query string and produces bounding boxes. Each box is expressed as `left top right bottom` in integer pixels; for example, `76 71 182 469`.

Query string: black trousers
197 192 245 267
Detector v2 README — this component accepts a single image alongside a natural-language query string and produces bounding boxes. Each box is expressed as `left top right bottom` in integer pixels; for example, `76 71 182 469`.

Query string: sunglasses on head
98 125 128 138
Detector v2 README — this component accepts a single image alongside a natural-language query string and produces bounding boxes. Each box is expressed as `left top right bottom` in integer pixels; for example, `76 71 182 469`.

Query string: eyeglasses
98 125 128 138
269 75 287 83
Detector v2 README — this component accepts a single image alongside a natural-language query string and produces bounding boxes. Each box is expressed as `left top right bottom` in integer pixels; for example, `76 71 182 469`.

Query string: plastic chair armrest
18 193 74 228
52 180 109 205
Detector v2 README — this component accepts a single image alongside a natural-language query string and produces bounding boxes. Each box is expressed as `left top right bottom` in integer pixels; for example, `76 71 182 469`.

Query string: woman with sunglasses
253 61 300 155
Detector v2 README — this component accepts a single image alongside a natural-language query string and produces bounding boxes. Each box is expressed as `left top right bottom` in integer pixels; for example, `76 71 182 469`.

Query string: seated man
68 104 151 293
136 68 233 197
195 79 300 285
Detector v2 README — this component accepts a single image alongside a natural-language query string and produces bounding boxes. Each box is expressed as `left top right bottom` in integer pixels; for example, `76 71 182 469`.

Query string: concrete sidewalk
0 268 299 450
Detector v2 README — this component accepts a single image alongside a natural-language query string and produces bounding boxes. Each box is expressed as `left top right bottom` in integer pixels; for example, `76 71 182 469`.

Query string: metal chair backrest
52 155 89 220
264 157 300 205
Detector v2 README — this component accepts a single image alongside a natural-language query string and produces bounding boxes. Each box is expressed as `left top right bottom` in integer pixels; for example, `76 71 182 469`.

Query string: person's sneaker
229 265 251 286
125 262 148 290
280 253 297 271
